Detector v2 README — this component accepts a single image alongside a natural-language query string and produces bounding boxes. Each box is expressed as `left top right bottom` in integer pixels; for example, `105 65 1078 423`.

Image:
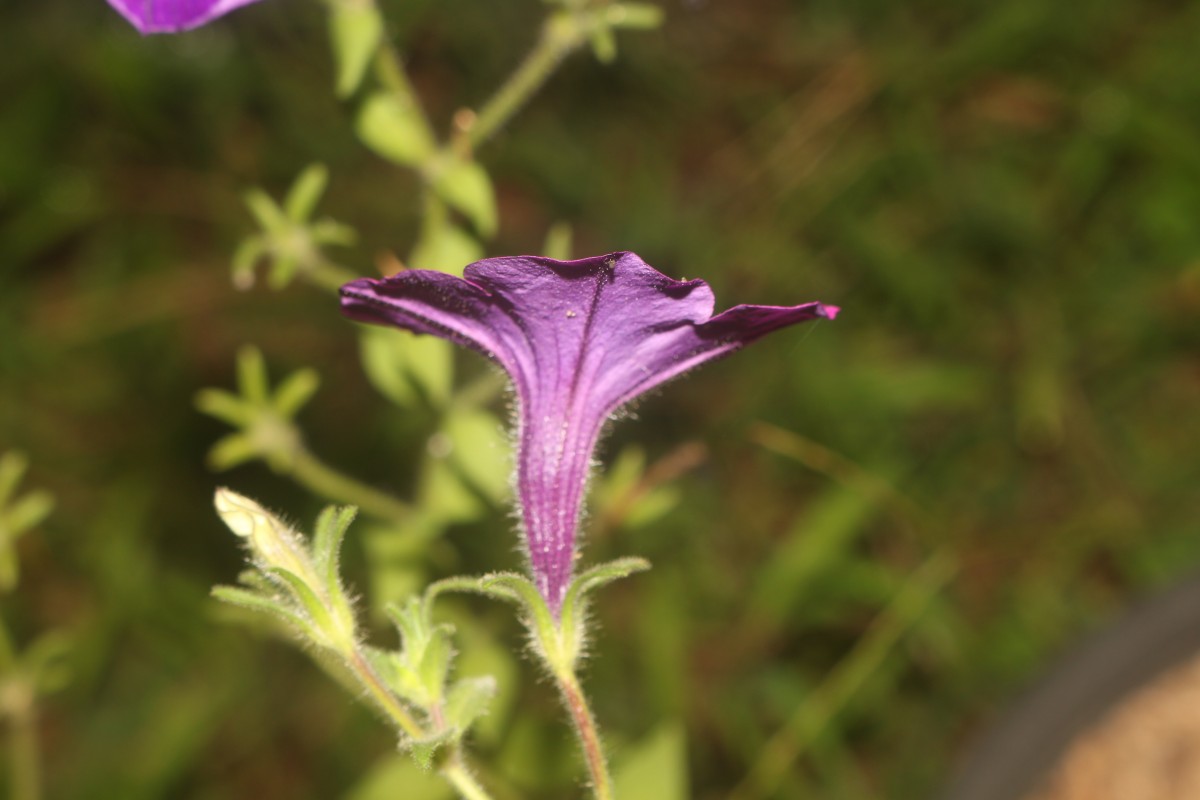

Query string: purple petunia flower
106 0 263 33
340 252 837 615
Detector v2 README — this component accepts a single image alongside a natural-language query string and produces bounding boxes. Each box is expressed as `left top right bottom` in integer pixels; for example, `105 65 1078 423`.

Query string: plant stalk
463 13 587 150
289 448 412 524
555 669 612 800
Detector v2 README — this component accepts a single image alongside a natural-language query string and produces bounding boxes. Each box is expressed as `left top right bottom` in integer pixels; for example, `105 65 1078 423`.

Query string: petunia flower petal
106 0 264 34
341 252 837 613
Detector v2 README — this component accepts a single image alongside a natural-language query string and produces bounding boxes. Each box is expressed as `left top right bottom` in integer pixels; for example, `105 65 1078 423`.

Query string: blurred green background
3 0 1200 798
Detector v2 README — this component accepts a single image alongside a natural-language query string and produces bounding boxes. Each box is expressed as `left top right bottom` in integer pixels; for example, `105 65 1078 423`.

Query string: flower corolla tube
106 0 263 33
341 252 838 614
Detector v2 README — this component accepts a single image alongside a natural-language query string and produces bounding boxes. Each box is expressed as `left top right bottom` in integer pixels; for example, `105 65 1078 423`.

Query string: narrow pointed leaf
207 434 260 470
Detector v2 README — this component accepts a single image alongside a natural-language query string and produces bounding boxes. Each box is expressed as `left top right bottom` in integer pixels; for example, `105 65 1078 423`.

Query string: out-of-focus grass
2 0 1200 797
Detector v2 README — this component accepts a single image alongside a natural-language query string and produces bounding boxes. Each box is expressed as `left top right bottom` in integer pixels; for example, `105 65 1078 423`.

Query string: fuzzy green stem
288 448 412 524
555 669 612 800
463 13 587 149
347 648 424 739
441 750 494 800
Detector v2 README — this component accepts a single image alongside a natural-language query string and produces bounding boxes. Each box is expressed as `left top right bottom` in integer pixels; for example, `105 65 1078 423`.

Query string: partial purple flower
106 0 263 33
341 252 837 614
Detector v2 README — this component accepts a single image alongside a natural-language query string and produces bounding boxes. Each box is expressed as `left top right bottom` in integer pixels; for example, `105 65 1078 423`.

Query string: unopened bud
214 488 317 585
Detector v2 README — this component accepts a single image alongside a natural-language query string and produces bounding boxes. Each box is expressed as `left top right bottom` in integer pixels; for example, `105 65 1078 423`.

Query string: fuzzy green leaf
432 159 497 237
330 4 383 98
357 92 437 167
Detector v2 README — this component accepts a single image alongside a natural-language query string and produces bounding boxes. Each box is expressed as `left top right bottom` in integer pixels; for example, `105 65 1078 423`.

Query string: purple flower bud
341 252 837 614
106 0 264 33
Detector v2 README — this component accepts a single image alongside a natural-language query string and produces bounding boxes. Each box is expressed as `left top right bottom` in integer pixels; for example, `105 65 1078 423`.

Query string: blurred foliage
2 0 1200 798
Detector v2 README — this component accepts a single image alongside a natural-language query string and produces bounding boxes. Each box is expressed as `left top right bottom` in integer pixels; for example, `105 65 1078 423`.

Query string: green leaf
542 221 573 260
445 408 511 505
444 675 495 733
285 164 329 222
408 220 482 275
357 92 437 167
358 327 453 409
612 722 689 800
418 456 485 525
432 159 497 238
330 4 384 98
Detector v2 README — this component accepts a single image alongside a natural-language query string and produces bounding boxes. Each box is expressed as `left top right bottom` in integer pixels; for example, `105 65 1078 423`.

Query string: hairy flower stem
555 669 612 800
288 448 411 524
462 12 587 150
441 752 493 800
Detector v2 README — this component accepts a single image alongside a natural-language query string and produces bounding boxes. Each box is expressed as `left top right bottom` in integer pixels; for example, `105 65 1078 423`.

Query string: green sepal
312 505 358 633
285 164 330 222
606 2 664 29
272 368 321 418
265 567 343 649
4 491 54 539
330 3 383 98
245 188 288 234
206 434 259 471
431 159 497 238
211 585 324 644
357 92 437 167
558 557 650 666
0 451 29 506
195 388 252 427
